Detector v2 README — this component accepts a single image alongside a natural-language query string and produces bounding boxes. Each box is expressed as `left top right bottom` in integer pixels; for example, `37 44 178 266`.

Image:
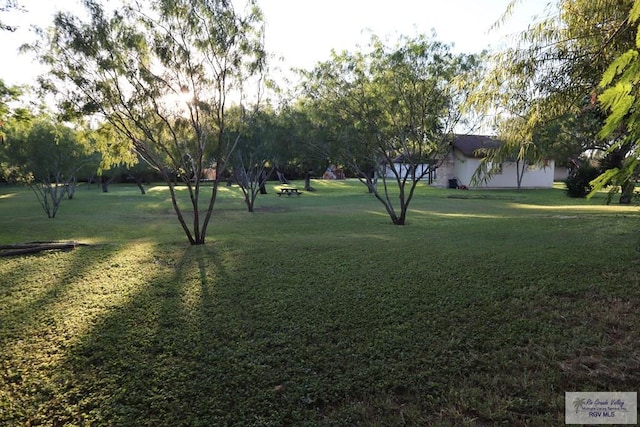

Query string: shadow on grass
0 243 133 425
37 244 445 425
0 246 120 347
39 244 249 425
8 234 639 426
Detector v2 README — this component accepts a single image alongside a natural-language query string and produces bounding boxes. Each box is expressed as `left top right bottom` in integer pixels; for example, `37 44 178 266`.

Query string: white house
434 135 555 189
383 156 435 182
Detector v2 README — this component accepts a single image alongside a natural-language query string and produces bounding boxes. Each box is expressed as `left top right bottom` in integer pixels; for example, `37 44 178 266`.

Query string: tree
91 122 152 194
595 0 640 203
471 115 548 191
32 0 266 244
0 79 29 144
123 157 155 194
0 0 24 32
0 80 32 185
531 105 610 167
473 0 636 194
299 34 482 225
2 116 98 218
267 102 329 180
229 108 276 212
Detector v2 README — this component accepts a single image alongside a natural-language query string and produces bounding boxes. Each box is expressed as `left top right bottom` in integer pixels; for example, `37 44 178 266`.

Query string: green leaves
600 49 639 87
598 81 635 137
32 0 266 242
594 1 640 200
630 0 640 23
297 34 481 224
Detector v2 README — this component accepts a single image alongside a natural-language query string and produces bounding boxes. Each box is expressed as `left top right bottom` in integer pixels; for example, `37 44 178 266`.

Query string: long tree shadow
0 244 118 339
39 242 373 425
14 230 637 426
0 242 156 425
40 244 238 425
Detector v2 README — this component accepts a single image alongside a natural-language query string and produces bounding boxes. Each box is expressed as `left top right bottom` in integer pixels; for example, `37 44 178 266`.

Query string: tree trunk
365 168 377 193
304 170 315 192
0 241 88 257
66 177 78 199
128 174 146 194
259 169 267 194
516 160 525 192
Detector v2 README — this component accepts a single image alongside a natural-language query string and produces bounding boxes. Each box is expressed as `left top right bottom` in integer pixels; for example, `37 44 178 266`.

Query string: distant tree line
1 0 639 242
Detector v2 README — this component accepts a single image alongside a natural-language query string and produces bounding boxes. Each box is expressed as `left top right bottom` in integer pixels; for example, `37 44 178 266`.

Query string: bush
565 162 599 197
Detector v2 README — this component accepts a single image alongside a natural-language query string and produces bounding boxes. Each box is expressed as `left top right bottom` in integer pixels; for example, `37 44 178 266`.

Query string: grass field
1 180 639 426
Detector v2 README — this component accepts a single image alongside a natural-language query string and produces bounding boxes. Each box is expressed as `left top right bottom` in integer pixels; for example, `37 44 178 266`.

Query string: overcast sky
0 0 552 86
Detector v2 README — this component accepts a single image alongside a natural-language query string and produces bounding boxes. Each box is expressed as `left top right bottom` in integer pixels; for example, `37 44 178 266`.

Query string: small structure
322 165 345 180
435 134 555 189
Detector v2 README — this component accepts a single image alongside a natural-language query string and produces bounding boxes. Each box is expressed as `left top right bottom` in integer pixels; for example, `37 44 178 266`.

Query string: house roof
453 134 502 158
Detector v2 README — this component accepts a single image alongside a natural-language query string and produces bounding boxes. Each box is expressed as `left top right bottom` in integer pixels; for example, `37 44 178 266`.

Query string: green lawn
1 180 638 426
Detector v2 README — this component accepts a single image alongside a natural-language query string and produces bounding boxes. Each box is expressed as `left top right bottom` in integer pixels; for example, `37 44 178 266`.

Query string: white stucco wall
554 166 569 181
455 159 555 188
383 163 433 179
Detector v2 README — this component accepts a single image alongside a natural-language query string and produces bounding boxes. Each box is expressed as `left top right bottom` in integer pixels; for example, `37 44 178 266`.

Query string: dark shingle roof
453 134 502 158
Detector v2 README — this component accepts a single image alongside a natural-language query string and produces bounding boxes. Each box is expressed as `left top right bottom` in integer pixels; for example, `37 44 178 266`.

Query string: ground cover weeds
0 181 638 425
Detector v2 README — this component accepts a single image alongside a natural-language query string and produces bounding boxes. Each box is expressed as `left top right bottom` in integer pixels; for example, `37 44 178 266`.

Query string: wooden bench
277 188 302 197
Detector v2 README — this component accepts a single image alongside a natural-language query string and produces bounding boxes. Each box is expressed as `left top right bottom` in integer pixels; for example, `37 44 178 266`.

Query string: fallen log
0 241 89 257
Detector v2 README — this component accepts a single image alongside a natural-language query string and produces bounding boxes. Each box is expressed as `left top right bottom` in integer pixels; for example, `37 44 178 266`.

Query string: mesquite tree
474 0 637 198
300 35 482 225
229 109 277 212
33 0 266 244
596 0 640 200
2 116 98 218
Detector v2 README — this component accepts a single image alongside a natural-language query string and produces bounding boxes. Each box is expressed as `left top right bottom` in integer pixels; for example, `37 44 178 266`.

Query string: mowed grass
0 180 639 426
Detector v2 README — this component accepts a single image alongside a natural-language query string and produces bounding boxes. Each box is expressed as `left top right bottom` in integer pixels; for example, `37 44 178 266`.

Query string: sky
0 0 552 87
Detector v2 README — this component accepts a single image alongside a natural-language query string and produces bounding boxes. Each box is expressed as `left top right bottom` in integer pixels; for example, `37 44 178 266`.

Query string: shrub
565 162 599 198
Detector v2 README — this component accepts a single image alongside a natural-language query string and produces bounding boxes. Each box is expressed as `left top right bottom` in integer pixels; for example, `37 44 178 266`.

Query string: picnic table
277 187 302 197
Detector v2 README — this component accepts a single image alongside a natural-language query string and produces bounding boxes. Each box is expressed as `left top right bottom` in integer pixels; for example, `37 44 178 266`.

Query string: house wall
554 166 569 181
433 153 456 187
383 163 433 180
455 158 555 188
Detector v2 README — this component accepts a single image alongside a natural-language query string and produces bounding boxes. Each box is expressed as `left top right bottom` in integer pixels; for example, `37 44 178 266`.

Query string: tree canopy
31 0 266 243
298 34 483 225
0 0 23 32
471 0 639 196
595 0 640 201
2 114 98 217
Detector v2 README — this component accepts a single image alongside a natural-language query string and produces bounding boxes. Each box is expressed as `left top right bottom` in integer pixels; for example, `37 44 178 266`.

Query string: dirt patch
558 297 640 382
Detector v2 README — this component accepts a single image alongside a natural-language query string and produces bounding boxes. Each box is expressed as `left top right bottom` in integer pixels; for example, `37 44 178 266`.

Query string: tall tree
91 122 152 194
32 0 266 244
471 115 547 191
473 0 636 194
300 35 482 225
596 0 640 202
228 107 275 212
1 80 32 182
